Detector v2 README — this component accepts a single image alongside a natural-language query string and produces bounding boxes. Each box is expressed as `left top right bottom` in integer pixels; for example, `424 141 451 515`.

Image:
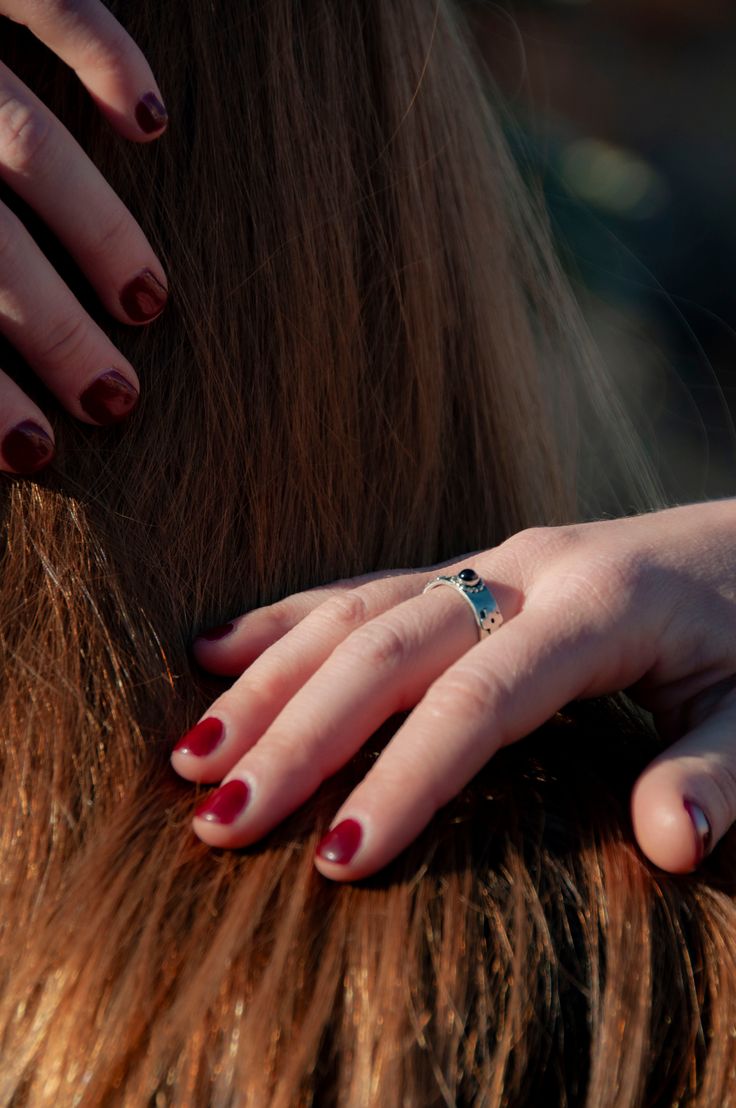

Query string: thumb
631 688 736 872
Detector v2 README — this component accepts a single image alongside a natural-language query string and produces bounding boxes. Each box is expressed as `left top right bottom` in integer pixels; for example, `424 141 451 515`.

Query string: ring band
422 568 503 640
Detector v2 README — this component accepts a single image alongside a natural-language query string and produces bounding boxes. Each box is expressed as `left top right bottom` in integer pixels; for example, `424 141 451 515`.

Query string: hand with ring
0 0 169 475
173 499 736 881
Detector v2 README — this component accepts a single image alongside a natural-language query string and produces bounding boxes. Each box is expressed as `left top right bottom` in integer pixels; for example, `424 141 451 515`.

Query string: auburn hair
0 2 731 1104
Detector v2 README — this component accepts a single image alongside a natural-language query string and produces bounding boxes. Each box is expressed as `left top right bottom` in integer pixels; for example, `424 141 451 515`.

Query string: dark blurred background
468 0 736 502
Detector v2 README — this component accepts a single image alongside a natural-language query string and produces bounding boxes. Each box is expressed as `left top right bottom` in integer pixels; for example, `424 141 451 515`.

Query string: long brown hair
0 2 730 1104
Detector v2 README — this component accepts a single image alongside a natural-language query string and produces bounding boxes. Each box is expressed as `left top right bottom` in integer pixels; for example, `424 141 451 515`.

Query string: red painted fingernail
316 819 362 865
80 371 139 425
684 798 712 866
174 717 224 757
195 779 250 824
198 622 235 642
120 269 168 323
1 421 54 474
135 92 168 134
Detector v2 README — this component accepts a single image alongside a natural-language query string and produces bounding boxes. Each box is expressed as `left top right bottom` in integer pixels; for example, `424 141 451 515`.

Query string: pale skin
8 10 735 885
0 0 168 474
170 499 736 881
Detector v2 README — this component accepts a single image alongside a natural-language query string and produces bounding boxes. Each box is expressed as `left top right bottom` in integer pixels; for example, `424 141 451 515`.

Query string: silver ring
422 568 503 640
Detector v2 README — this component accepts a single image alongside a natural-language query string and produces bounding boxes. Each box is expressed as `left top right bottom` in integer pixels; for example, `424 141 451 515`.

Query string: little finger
190 586 494 847
178 576 441 777
191 567 470 677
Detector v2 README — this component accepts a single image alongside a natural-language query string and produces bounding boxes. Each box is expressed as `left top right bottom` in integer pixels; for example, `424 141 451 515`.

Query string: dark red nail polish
80 371 139 425
684 798 712 866
135 92 168 134
1 421 54 474
195 779 250 824
316 819 362 865
120 269 168 323
174 717 224 757
198 622 235 642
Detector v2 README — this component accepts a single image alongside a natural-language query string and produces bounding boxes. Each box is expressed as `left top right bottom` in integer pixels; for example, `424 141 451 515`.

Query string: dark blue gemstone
458 568 479 585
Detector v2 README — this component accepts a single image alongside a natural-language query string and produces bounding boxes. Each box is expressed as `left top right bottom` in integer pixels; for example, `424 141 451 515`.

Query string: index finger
3 0 167 141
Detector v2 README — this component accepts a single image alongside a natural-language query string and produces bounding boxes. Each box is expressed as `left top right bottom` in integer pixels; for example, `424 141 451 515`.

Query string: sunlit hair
0 1 731 1104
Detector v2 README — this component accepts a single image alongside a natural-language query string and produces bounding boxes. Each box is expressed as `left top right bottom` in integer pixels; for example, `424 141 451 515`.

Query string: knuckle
340 620 406 671
262 729 321 790
497 524 582 586
0 94 53 174
507 525 551 550
504 523 579 562
36 313 90 368
259 600 302 641
83 207 132 266
523 523 653 628
77 27 136 76
424 669 498 726
315 591 370 635
233 668 285 716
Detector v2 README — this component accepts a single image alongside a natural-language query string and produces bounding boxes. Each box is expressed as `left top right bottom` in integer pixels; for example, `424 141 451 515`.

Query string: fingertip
191 779 253 847
134 92 168 138
313 857 355 883
631 775 709 874
190 630 246 677
196 623 236 644
170 749 199 783
191 617 271 676
0 421 55 475
92 96 168 144
172 754 233 786
314 818 367 882
171 717 226 783
78 370 140 425
119 269 168 325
